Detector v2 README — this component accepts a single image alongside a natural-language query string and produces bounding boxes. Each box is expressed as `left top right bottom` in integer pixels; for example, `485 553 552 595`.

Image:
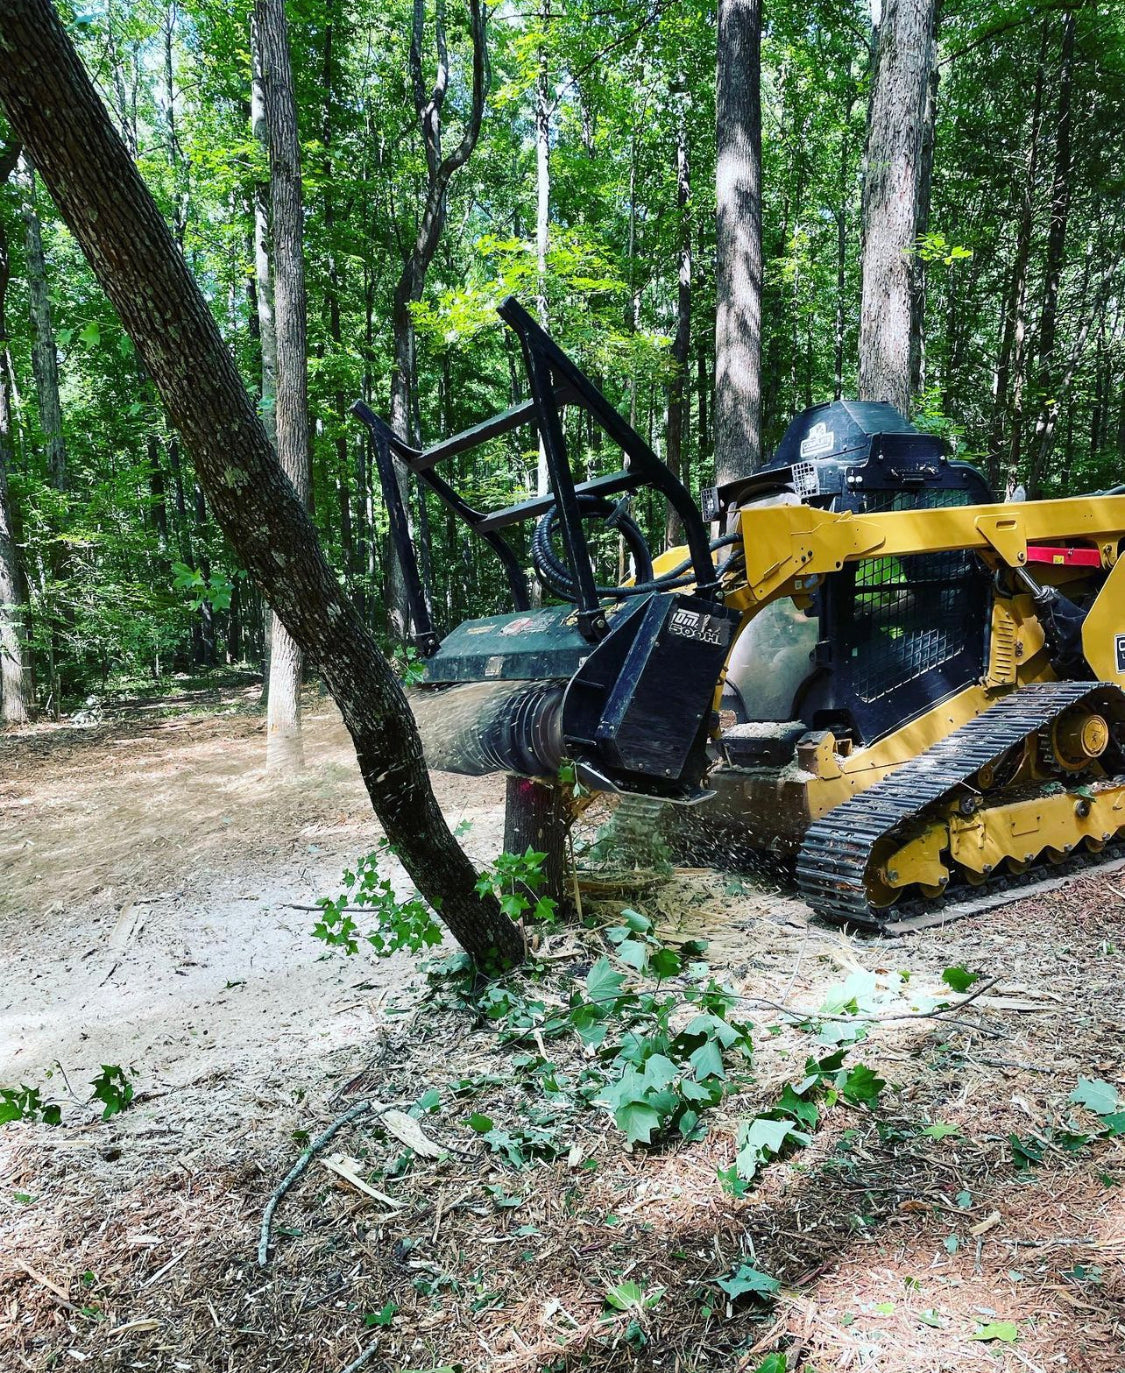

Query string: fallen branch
337 1341 382 1373
258 1099 374 1267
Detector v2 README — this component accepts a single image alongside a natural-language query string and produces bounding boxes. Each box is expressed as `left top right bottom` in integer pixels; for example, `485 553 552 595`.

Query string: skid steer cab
355 297 1125 930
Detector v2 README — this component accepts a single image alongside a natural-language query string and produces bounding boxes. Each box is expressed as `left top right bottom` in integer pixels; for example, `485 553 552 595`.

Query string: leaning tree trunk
858 0 938 418
0 142 30 724
0 0 524 973
715 0 763 485
255 0 310 773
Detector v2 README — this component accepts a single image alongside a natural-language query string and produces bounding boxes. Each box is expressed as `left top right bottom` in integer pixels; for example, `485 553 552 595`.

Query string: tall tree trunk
665 102 691 548
0 0 523 972
1026 11 1076 496
857 0 938 418
322 7 355 598
715 0 762 484
250 12 278 700
387 0 488 640
250 15 278 450
909 20 939 397
989 18 1049 491
0 140 30 723
255 0 311 773
534 0 551 496
17 152 66 489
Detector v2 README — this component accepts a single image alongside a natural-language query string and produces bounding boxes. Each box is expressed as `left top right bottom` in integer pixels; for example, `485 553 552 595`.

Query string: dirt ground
1 686 1122 1373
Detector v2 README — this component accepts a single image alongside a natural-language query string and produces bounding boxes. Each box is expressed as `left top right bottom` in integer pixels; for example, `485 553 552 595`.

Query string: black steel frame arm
351 295 719 648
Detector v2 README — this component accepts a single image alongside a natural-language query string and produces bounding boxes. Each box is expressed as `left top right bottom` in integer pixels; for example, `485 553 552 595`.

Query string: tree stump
503 775 574 919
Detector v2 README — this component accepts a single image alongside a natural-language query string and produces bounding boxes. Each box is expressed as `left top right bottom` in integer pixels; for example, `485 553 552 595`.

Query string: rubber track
796 681 1124 931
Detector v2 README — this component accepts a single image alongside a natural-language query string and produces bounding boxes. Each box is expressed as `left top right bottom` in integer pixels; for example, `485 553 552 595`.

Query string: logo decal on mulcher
799 422 835 460
1116 633 1125 674
669 608 732 647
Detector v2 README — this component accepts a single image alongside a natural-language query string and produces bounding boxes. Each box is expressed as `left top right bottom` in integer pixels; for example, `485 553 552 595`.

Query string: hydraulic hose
531 495 740 602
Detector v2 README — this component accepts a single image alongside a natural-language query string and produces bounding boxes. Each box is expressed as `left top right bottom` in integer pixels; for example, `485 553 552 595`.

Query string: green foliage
315 839 443 956
171 563 233 613
714 1263 780 1302
734 1049 887 1182
474 848 557 926
941 965 980 994
0 1084 61 1126
89 1065 134 1120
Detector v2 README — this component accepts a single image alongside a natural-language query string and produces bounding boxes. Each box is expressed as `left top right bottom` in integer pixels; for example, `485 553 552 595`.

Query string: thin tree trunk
715 0 762 483
255 0 310 773
1026 10 1076 496
857 0 938 418
665 103 691 548
989 19 1049 491
388 0 488 639
909 18 939 397
17 152 66 489
0 0 524 971
250 15 278 449
534 0 550 496
0 142 30 723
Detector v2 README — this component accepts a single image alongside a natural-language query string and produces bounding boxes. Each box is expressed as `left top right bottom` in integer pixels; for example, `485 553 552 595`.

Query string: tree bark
987 18 1049 492
715 0 762 484
255 0 311 774
387 0 488 639
534 0 551 497
250 15 278 450
0 0 523 972
857 0 937 418
17 151 66 490
503 775 572 919
909 21 939 398
0 138 29 723
665 101 691 548
1026 10 1076 496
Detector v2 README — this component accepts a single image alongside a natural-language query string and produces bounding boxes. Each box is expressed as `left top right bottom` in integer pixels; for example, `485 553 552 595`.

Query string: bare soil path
1 689 1122 1372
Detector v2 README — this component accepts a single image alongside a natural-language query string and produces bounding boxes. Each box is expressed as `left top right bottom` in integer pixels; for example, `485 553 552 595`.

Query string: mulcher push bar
351 296 719 651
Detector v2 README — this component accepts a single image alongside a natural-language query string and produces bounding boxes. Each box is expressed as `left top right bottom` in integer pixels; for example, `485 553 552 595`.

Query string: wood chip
969 1210 1002 1236
380 1108 442 1159
320 1153 404 1207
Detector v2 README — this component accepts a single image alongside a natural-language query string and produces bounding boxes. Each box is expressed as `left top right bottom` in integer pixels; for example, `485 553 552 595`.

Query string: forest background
0 0 1123 725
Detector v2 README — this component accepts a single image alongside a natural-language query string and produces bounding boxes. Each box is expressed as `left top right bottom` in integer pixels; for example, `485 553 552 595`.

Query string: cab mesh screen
846 489 978 703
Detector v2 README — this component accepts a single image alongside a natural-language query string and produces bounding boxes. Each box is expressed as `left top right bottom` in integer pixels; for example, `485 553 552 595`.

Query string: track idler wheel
1050 708 1111 772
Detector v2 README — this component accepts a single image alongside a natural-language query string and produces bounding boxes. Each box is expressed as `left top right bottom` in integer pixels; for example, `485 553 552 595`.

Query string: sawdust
1 689 1123 1371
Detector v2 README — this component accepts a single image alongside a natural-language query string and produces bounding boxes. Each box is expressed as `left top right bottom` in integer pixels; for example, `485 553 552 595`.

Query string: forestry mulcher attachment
354 298 1125 931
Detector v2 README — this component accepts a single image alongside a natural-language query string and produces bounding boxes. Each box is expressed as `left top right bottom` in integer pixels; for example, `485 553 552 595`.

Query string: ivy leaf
715 1263 780 1300
941 965 980 994
776 1083 819 1129
839 1063 886 1106
649 947 682 980
689 1037 726 1081
89 1065 133 1120
1069 1078 1120 1117
621 909 651 934
617 938 649 971
970 1321 1019 1343
604 1280 646 1310
615 1099 662 1145
586 956 626 1007
735 1117 799 1179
